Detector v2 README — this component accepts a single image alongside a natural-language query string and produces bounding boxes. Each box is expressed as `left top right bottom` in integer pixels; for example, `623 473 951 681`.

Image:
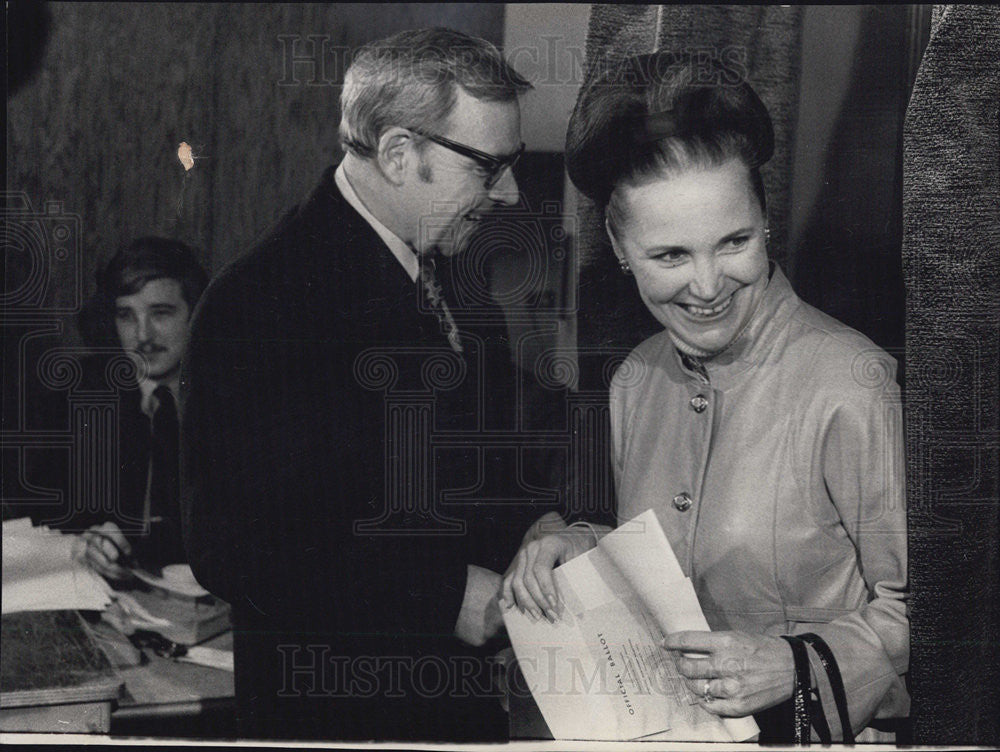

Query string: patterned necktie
418 258 464 354
144 385 186 568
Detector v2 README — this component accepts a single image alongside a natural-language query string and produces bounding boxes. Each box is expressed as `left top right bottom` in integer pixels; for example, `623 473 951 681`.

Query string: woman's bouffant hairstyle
566 51 775 230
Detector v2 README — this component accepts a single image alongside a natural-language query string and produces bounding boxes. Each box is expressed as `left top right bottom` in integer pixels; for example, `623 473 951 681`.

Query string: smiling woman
502 50 909 743
607 160 769 357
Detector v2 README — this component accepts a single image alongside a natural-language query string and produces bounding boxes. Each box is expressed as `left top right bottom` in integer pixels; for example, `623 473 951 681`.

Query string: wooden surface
0 608 234 735
1 699 113 734
0 610 122 733
0 610 121 708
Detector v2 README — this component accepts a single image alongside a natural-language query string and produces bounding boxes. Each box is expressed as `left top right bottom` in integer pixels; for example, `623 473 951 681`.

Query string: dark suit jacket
181 166 563 741
19 355 149 535
17 354 186 567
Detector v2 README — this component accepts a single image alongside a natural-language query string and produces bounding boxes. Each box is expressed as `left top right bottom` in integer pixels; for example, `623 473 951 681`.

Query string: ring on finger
702 680 714 703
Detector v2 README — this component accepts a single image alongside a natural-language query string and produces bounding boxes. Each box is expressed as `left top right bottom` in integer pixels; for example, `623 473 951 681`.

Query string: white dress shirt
137 377 179 528
335 162 419 282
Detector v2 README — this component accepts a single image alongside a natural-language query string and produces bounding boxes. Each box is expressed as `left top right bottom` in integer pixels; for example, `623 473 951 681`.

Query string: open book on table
502 509 759 741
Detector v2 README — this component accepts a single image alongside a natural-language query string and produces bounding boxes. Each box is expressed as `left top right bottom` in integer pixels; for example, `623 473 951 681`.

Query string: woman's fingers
534 536 573 615
683 675 741 699
695 675 752 718
521 543 560 622
500 551 521 608
508 550 540 619
514 543 550 621
86 545 125 579
674 653 717 679
529 562 560 619
664 631 796 717
663 630 729 653
502 536 574 621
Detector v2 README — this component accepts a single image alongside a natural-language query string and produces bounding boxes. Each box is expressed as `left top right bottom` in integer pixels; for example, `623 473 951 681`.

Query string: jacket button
690 394 709 413
672 492 693 512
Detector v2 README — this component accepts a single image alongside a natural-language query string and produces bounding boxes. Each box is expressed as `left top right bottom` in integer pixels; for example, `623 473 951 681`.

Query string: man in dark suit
25 238 208 577
181 28 562 741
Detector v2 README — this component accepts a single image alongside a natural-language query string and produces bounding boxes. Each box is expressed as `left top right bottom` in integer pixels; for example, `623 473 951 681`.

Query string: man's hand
454 565 504 647
662 630 796 718
77 522 134 582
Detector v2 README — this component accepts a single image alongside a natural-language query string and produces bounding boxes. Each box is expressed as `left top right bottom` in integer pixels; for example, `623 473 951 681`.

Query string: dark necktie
143 385 185 569
418 258 464 354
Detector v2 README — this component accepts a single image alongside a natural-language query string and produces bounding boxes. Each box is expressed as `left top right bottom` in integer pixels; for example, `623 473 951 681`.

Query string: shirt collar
335 162 419 282
138 377 177 417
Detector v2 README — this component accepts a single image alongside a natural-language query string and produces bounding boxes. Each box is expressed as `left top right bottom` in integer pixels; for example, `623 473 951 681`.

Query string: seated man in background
63 237 208 579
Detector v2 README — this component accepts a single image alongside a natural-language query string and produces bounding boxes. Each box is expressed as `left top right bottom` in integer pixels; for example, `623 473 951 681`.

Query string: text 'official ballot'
503 509 759 741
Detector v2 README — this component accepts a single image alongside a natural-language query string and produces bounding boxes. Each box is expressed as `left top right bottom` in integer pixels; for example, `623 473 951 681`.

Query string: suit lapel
295 166 458 351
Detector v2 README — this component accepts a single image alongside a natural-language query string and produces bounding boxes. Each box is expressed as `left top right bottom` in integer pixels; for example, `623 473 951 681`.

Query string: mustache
133 343 167 355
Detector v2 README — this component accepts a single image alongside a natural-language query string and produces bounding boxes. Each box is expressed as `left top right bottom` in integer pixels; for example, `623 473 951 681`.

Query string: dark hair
340 27 532 158
78 237 208 349
566 51 774 225
98 236 208 311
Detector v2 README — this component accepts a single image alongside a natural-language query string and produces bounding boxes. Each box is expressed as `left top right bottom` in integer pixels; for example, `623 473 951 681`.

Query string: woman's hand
662 630 795 718
500 525 602 622
518 511 568 547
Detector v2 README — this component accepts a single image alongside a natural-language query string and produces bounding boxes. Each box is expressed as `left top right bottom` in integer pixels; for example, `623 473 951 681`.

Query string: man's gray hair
340 27 532 158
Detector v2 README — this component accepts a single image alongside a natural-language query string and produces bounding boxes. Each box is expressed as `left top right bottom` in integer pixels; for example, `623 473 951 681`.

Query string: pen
128 629 187 658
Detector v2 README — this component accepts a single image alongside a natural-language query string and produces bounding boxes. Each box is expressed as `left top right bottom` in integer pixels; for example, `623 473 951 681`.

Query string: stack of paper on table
503 509 759 742
2 518 111 615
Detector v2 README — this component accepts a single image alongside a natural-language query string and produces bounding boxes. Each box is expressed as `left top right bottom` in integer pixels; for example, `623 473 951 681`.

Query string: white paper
2 518 112 614
503 510 759 742
177 646 234 672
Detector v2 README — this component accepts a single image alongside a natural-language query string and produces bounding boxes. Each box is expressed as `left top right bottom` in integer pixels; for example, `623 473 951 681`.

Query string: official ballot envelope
503 510 759 742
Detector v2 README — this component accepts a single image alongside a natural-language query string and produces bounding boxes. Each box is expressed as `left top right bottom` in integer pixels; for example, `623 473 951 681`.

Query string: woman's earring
764 226 771 245
618 256 632 275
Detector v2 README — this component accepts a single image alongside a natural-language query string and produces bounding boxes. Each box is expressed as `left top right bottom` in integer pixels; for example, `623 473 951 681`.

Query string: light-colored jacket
610 265 909 740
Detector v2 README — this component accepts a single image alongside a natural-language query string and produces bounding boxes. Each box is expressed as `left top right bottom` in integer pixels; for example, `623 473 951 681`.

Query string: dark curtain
791 7 915 364
903 5 1000 744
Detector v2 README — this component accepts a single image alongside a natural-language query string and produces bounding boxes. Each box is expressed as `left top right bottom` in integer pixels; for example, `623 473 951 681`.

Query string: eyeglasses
409 128 525 189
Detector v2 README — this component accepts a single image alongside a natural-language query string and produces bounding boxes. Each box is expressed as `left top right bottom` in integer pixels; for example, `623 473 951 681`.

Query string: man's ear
376 127 413 186
605 217 625 264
